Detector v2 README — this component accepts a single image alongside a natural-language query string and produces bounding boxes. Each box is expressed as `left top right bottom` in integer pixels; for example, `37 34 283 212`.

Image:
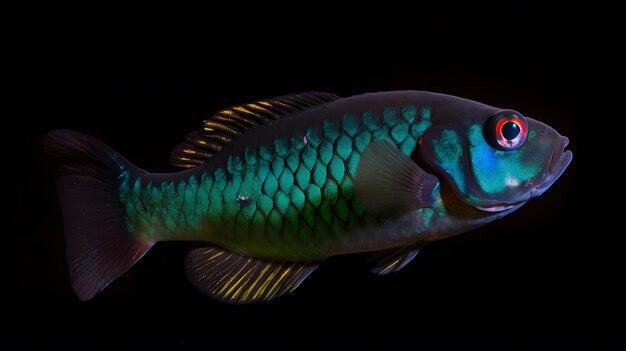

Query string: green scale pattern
120 106 432 260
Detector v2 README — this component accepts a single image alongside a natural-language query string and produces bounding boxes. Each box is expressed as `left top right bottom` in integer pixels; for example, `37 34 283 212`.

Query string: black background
7 1 623 349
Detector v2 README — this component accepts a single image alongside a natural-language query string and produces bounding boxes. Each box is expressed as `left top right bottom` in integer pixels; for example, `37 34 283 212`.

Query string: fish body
45 91 572 303
124 92 471 259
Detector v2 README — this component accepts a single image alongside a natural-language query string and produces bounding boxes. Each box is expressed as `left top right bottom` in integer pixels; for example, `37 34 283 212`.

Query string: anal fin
369 243 424 275
185 246 319 304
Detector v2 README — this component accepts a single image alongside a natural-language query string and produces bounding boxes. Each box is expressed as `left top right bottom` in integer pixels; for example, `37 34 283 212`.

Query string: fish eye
484 111 528 151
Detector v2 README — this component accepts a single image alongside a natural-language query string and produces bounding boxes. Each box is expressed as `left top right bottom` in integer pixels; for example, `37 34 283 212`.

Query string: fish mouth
535 136 573 193
475 136 572 213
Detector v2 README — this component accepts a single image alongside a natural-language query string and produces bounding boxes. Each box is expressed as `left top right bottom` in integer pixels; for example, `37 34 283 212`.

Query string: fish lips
534 136 573 194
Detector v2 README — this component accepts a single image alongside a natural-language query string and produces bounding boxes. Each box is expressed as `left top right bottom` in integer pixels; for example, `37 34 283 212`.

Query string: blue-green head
417 105 572 212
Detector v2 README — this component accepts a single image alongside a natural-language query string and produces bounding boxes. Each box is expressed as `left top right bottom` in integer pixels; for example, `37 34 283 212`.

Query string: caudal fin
44 130 153 300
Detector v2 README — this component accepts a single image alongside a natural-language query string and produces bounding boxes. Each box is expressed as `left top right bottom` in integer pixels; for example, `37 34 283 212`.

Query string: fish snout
535 135 572 193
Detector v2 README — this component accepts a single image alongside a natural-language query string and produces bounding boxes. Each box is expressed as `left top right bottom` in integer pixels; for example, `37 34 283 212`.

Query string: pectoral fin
185 246 319 304
369 243 425 275
354 141 439 217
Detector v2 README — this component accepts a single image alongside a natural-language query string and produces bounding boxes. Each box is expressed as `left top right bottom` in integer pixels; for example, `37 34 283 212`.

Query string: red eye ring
484 112 528 151
495 116 527 149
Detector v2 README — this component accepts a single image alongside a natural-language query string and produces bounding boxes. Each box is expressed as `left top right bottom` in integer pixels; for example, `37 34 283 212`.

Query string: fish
45 91 572 304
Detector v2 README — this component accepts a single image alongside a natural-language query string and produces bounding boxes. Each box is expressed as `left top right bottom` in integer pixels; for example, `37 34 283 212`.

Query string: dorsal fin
170 91 340 168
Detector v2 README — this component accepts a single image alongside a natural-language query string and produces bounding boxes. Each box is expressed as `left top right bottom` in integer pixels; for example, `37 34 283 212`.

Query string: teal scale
120 104 432 260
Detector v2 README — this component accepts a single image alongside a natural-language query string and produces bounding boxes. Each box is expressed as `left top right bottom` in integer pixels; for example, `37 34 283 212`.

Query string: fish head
417 108 572 212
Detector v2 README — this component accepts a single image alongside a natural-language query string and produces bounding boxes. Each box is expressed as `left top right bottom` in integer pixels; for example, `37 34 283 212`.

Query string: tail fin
44 130 153 301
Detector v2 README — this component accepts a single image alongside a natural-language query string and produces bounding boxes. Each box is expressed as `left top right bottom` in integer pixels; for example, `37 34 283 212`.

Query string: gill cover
418 110 564 208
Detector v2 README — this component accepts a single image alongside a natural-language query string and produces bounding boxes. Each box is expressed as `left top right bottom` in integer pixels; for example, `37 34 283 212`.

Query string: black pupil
502 121 520 140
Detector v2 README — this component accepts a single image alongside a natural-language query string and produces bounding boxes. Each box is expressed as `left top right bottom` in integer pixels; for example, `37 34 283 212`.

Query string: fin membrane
170 91 340 168
369 243 424 275
44 130 153 301
185 246 319 304
354 140 439 217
